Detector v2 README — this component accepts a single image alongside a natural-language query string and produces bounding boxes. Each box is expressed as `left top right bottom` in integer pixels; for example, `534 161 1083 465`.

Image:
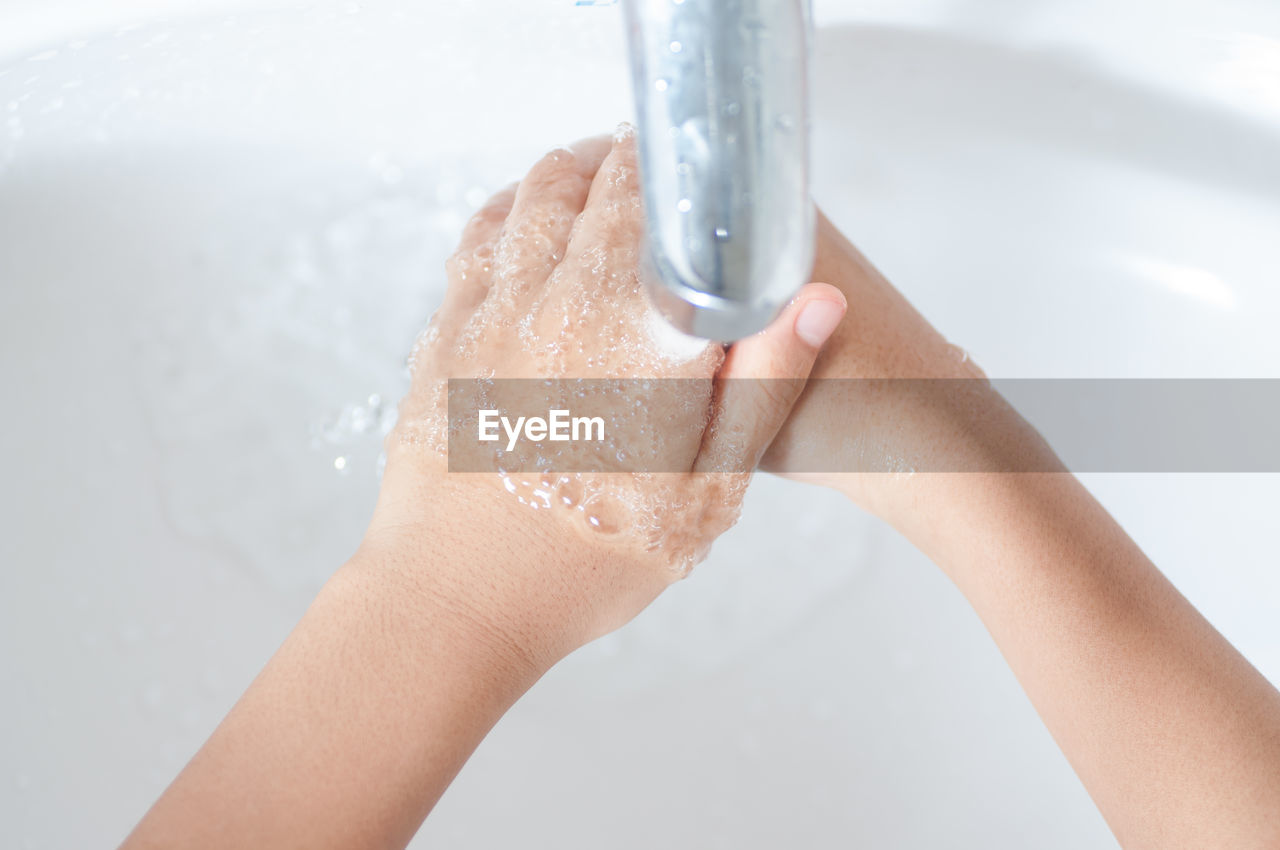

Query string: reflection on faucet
623 0 815 341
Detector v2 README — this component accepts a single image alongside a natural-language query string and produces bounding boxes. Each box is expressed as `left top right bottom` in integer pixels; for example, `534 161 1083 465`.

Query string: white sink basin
3 1 1279 847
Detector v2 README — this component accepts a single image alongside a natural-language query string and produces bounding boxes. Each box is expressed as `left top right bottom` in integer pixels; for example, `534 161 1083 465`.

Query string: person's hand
761 212 1280 850
365 127 846 672
124 137 1280 850
762 210 1056 532
121 132 844 850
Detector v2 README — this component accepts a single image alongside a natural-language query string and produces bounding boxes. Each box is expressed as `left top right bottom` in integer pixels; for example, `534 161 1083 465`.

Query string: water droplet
669 40 683 53
654 78 669 92
676 198 692 213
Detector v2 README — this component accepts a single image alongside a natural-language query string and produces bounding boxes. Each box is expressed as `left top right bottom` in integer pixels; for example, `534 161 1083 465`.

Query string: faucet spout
623 0 815 342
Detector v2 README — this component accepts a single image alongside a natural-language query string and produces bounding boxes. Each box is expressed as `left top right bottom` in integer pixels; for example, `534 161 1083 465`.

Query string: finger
443 182 520 317
507 136 612 236
693 283 847 473
562 126 643 270
496 136 613 293
455 182 518 255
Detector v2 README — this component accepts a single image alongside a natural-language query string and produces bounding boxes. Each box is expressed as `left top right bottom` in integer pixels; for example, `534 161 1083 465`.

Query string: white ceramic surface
2 2 1279 848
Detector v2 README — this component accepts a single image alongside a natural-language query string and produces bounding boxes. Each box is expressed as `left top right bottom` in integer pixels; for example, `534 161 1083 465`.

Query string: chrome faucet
623 0 815 342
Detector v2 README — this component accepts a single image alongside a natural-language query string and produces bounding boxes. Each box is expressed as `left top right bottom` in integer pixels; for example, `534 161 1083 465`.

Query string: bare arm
120 131 845 850
916 471 1280 848
767 212 1280 848
120 507 547 849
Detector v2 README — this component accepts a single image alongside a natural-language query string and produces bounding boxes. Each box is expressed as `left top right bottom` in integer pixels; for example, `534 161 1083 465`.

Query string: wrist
356 463 633 672
866 470 1090 587
821 383 1066 529
335 545 555 689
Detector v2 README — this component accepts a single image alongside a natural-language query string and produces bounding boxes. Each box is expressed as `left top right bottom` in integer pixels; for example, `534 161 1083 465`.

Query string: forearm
121 552 543 850
118 135 845 849
769 213 1280 844
893 471 1280 848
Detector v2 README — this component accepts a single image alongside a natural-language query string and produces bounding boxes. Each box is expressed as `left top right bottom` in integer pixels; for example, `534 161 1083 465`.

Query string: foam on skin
392 129 750 575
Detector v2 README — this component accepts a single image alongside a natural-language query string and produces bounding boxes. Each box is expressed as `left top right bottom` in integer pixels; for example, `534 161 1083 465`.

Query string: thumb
693 283 847 473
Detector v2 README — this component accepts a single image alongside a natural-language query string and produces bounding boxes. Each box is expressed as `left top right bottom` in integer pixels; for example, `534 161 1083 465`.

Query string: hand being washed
380 126 846 661
123 128 1280 850
122 128 845 850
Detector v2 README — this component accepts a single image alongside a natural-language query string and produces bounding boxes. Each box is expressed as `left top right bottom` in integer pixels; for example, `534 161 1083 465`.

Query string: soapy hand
369 127 846 667
122 131 844 850
125 135 1280 850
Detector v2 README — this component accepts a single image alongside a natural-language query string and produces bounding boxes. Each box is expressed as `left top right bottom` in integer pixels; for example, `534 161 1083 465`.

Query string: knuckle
607 134 639 174
478 197 511 223
525 148 582 190
462 204 507 240
480 183 517 212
